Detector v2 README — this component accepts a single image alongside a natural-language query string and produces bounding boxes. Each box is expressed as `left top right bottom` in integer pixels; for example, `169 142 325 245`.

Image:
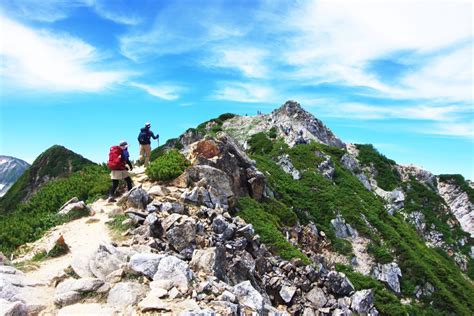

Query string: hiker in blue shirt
137 122 159 167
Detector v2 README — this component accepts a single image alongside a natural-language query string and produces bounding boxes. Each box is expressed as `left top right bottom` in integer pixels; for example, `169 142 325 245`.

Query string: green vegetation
0 165 109 254
438 174 474 204
106 214 134 233
336 264 425 315
248 132 274 155
245 137 474 315
146 150 190 182
237 197 309 263
355 144 401 191
0 145 94 213
402 178 470 247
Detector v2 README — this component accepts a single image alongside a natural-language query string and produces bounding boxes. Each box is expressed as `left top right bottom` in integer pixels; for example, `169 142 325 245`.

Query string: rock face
276 155 301 180
438 180 474 237
372 263 402 294
351 289 374 314
222 101 345 149
331 215 358 239
0 156 29 198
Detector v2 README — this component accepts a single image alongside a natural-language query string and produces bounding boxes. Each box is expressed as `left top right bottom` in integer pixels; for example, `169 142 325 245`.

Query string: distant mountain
0 156 30 197
0 145 95 213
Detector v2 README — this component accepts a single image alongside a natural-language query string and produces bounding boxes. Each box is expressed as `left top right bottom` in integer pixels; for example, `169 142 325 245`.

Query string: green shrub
355 144 401 191
268 127 278 139
367 242 393 264
237 197 309 263
146 150 190 182
0 165 109 254
248 132 273 155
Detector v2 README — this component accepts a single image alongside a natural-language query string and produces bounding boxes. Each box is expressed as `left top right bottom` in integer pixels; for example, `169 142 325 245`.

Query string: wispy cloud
424 122 474 139
213 82 275 103
129 82 181 100
317 102 469 121
119 3 245 62
204 46 269 78
0 15 128 92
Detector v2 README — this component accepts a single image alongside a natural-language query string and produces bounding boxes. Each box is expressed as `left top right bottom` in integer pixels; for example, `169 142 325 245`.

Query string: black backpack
137 130 148 144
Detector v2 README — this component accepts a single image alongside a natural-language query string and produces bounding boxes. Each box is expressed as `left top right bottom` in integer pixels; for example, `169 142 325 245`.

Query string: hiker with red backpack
107 140 133 202
137 122 159 167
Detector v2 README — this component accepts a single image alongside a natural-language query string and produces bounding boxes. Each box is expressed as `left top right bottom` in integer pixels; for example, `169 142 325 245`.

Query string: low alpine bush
146 149 190 181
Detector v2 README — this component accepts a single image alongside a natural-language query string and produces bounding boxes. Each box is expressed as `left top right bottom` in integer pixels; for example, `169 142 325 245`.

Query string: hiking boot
107 197 117 203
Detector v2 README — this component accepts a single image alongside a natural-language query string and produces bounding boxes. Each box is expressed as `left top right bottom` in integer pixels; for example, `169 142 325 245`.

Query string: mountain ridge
0 155 30 197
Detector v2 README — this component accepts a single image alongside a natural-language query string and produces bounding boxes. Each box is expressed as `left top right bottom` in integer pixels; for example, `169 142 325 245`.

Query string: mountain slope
0 145 94 213
0 156 30 197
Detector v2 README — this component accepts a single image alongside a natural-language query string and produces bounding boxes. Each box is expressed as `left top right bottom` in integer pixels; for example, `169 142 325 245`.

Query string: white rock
129 253 165 279
152 256 193 291
107 282 148 308
233 280 263 313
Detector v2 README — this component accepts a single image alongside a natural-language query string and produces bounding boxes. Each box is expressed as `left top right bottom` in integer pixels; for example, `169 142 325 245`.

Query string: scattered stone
107 282 148 308
279 284 297 304
306 287 327 309
128 253 165 279
152 255 193 291
57 303 117 316
127 187 151 210
326 271 355 296
233 280 264 313
189 247 226 281
351 289 374 314
0 298 27 316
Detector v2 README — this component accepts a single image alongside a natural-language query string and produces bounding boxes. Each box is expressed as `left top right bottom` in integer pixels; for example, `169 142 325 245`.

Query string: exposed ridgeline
0 145 94 213
0 156 29 197
1 101 473 315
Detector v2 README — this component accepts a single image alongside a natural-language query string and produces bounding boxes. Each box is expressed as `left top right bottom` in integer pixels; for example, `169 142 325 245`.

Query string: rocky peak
222 100 345 149
0 156 30 197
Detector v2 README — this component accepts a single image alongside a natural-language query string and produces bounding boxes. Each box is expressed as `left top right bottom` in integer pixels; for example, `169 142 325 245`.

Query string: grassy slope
0 145 94 213
0 165 109 254
242 132 474 315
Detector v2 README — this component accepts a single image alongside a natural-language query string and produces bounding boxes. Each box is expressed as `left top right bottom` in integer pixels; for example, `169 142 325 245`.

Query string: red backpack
107 146 124 170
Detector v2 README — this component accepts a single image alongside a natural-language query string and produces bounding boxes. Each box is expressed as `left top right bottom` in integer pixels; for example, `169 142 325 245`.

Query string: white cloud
119 3 245 61
0 15 127 92
279 0 472 101
213 82 274 103
85 0 142 25
425 122 474 138
129 82 181 100
310 101 468 121
204 47 269 78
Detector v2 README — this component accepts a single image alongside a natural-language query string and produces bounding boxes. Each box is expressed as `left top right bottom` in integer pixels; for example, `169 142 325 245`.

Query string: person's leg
108 180 119 202
139 145 146 165
124 177 133 191
144 144 151 167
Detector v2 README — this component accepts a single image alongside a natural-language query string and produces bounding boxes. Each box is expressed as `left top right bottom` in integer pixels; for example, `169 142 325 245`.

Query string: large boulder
189 247 227 281
325 271 355 296
54 278 104 307
0 298 27 316
107 282 148 308
351 289 374 314
305 286 327 309
372 263 402 294
126 187 151 210
165 215 196 252
58 198 90 218
89 243 131 280
128 253 165 279
152 256 193 291
279 284 297 305
233 280 264 313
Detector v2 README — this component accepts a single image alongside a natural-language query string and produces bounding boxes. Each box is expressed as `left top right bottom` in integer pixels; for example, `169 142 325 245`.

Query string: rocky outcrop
331 215 358 239
438 180 474 237
58 198 91 218
372 263 402 294
277 154 301 180
222 101 345 149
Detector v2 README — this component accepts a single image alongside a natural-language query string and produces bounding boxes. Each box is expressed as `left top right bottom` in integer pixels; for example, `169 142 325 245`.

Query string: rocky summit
0 101 473 315
0 156 29 198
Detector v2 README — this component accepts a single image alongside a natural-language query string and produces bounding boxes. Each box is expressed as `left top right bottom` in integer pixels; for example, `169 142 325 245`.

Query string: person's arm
151 130 159 140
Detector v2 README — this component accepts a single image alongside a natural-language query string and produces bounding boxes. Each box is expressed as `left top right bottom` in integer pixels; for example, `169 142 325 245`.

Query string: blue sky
0 0 473 179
